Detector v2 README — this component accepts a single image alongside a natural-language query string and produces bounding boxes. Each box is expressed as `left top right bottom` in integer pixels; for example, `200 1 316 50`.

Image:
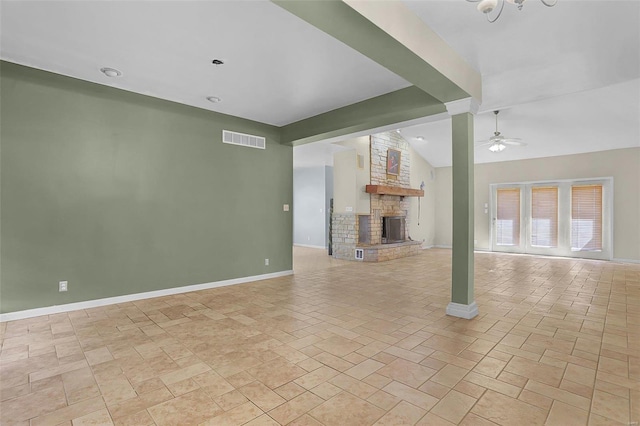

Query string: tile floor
1 248 638 425
293 246 351 274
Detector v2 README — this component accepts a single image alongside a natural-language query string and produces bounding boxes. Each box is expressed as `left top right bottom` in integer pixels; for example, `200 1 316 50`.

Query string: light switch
283 204 289 211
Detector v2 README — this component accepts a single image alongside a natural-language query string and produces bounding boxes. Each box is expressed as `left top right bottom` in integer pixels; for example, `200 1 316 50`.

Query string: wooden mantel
365 185 424 197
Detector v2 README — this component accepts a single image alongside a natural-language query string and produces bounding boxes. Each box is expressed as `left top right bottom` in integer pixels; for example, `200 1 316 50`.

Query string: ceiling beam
272 0 481 104
280 86 445 146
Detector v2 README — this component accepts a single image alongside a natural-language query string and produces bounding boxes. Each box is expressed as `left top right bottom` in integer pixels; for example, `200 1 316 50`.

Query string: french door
490 178 612 260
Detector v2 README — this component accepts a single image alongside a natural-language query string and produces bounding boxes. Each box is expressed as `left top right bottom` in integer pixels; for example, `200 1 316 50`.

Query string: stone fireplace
331 131 422 262
355 192 420 261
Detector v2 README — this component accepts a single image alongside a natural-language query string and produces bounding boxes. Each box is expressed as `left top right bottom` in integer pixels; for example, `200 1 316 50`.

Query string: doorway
490 178 612 260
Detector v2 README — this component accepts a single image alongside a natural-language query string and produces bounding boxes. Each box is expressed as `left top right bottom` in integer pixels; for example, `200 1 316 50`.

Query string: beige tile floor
1 248 638 425
293 246 352 274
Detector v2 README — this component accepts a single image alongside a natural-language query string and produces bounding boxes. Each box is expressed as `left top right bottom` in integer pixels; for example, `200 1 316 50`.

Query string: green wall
0 62 293 314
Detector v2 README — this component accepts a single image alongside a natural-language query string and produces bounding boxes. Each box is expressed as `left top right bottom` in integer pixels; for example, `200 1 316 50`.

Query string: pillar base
446 302 479 319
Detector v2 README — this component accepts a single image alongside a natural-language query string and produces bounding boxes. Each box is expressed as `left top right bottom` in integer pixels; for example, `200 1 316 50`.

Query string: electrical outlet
59 281 68 292
345 206 353 212
265 258 269 266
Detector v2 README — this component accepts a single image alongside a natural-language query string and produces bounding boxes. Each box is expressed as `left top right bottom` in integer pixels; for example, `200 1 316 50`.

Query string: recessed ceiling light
100 67 122 77
211 59 224 65
396 129 401 134
206 96 222 103
416 136 425 141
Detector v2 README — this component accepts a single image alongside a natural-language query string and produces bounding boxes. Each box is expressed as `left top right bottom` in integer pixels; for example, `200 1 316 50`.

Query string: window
490 178 611 260
531 186 558 248
496 188 520 246
571 184 603 251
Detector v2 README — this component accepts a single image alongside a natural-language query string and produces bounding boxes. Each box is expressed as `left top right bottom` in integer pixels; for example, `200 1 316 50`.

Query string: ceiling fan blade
474 140 493 147
502 139 526 146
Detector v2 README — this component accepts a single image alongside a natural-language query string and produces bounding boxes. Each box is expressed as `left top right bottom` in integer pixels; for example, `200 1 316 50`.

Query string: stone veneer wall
331 213 356 260
370 132 410 187
368 132 411 245
332 131 419 261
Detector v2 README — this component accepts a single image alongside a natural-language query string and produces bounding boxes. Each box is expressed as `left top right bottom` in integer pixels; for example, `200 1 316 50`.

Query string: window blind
571 185 603 251
496 188 520 246
531 186 558 248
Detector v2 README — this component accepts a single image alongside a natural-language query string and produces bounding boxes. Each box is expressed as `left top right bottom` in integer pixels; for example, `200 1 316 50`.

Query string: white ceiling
2 0 638 168
403 0 639 112
0 1 410 126
400 0 640 167
403 78 640 167
296 0 640 168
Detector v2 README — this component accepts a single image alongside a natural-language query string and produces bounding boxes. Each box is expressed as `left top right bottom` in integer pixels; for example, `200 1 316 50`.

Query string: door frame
489 177 613 260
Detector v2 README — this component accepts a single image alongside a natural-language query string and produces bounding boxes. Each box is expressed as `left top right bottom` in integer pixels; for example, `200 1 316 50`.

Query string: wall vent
222 130 266 149
355 248 364 260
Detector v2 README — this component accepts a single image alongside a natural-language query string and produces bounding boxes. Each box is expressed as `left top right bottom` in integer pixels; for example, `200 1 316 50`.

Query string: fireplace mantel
365 185 424 197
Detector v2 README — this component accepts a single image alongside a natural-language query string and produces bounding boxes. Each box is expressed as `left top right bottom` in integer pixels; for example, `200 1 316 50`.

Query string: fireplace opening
382 216 405 244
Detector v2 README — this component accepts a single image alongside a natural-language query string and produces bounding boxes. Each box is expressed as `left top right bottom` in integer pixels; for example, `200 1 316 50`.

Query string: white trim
434 244 452 249
488 176 614 187
613 258 640 264
446 302 479 319
489 178 614 261
445 97 480 115
0 271 294 322
293 244 326 250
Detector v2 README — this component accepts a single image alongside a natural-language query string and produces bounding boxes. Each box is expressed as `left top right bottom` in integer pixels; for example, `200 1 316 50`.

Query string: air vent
355 248 364 261
222 130 266 149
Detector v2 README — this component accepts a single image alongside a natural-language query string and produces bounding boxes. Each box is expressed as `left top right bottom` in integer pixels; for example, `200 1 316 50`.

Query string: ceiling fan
476 110 527 152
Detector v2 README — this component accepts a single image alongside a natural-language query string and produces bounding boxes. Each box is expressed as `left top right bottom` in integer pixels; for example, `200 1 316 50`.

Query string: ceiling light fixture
488 141 506 152
415 136 425 141
211 59 224 66
100 67 122 77
467 0 557 23
206 96 222 103
475 110 527 152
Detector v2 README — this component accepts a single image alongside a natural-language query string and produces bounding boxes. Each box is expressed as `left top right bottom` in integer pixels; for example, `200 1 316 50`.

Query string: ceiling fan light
489 142 506 152
477 0 498 13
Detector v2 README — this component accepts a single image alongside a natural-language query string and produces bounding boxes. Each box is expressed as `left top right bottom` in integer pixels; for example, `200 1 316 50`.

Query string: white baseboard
434 245 452 249
293 244 327 250
446 302 479 319
613 258 640 264
0 270 294 323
